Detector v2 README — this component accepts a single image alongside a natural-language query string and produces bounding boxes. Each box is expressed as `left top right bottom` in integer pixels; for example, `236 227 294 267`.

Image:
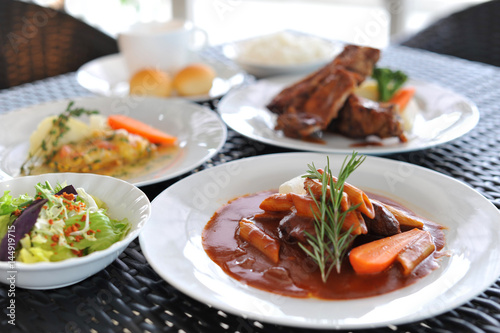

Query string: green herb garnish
299 152 366 283
20 101 99 175
372 67 408 102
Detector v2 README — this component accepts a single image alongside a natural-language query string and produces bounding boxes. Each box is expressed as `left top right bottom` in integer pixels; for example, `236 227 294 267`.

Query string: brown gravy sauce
202 190 445 300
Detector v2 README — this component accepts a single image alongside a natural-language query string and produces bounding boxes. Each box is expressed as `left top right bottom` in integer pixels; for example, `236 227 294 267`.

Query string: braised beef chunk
363 200 401 236
278 210 315 244
330 95 405 140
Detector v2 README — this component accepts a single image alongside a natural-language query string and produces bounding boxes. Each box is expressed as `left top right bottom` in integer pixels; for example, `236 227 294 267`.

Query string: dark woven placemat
0 45 499 333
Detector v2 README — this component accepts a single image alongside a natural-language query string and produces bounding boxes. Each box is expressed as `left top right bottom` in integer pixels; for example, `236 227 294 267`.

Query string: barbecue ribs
267 44 406 142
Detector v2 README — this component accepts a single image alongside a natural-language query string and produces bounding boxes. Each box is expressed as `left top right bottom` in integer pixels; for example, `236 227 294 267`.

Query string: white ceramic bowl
223 33 342 78
0 173 151 289
234 58 331 79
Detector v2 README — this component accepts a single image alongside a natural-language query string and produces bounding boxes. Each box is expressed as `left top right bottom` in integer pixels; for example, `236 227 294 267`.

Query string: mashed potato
279 175 307 195
29 115 108 155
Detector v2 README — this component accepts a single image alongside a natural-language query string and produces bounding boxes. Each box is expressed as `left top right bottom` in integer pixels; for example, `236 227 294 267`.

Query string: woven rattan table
0 45 499 333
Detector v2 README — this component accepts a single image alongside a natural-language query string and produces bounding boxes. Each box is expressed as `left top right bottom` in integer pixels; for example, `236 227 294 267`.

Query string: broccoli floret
372 68 408 102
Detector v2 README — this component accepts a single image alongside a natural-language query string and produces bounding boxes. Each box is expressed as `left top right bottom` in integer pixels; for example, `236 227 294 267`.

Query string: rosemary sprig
299 152 366 283
20 101 99 174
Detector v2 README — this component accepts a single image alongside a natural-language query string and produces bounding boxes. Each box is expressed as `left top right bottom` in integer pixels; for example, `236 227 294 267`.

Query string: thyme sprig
20 101 99 175
299 152 366 283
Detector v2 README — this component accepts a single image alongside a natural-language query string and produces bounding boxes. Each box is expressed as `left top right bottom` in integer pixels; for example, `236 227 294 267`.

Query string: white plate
76 53 249 101
139 152 500 330
0 96 227 186
217 76 480 155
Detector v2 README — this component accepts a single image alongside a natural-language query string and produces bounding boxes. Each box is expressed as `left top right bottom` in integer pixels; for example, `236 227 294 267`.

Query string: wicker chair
0 0 118 89
401 0 500 67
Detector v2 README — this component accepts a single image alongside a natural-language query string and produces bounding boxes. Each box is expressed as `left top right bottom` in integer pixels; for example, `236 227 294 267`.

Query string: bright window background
39 0 489 48
190 1 389 48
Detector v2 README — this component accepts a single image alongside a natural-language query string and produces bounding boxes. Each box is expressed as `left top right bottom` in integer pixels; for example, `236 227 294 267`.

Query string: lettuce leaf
18 247 53 263
46 246 78 262
0 215 12 243
66 211 130 253
0 191 16 216
0 191 31 215
0 191 33 241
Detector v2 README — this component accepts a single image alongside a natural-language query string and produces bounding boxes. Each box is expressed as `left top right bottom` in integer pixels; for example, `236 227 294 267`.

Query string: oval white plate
218 76 480 155
76 53 249 101
139 152 500 329
0 96 227 186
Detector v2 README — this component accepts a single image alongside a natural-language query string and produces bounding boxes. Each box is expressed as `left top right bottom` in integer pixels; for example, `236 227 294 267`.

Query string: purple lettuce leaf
0 198 48 261
56 185 78 197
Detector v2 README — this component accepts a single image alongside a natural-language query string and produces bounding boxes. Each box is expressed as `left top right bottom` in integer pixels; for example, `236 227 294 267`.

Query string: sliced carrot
239 218 280 264
388 87 416 112
349 228 426 274
107 114 177 145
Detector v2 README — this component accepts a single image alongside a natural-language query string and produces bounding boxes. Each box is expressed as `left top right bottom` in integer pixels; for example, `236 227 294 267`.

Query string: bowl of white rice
224 31 342 78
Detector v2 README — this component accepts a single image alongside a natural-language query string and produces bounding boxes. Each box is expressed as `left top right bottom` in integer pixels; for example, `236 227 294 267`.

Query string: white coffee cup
118 19 208 75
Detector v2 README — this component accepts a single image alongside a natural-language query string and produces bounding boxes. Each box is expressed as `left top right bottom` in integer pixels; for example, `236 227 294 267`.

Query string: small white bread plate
140 152 500 329
0 172 151 289
76 53 248 101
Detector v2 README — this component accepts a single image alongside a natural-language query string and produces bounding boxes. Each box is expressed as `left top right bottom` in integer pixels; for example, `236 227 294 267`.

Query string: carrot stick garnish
388 87 416 112
107 114 177 145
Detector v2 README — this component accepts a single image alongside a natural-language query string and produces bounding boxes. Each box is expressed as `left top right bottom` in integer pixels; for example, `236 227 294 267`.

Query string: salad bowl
0 173 151 289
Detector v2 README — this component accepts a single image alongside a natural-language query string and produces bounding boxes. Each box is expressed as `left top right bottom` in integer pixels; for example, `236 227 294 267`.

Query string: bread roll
173 63 216 96
129 68 173 97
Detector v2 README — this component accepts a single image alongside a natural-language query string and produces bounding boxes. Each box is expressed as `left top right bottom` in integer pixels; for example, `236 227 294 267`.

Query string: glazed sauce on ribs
202 190 445 300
